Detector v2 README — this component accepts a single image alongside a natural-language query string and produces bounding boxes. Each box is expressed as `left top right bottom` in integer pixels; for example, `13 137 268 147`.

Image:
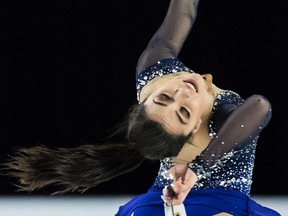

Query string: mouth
183 79 198 92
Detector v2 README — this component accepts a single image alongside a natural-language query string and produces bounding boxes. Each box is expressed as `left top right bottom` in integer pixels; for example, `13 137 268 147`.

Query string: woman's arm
164 95 272 204
136 0 200 76
193 94 272 167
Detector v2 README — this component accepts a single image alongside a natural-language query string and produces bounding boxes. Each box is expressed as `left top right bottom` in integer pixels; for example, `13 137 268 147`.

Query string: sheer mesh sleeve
136 0 200 77
193 94 272 168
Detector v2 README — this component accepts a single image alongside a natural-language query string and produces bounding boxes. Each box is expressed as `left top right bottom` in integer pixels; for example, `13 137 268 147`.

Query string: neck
190 120 211 148
173 122 211 164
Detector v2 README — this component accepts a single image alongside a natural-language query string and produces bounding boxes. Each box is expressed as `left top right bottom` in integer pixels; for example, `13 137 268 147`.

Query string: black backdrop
0 0 288 196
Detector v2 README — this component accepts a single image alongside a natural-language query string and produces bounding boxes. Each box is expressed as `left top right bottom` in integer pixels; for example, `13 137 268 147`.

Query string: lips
183 79 198 92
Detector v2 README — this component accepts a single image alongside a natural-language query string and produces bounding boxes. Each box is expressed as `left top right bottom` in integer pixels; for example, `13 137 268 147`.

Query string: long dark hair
127 103 192 160
3 102 191 194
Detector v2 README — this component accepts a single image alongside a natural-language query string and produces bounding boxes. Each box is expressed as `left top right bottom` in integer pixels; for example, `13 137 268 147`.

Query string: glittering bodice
136 58 194 102
152 90 272 197
153 90 257 196
136 58 272 197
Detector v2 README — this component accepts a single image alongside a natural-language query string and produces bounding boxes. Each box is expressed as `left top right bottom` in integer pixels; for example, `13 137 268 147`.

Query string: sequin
136 58 194 103
136 58 265 197
152 90 258 196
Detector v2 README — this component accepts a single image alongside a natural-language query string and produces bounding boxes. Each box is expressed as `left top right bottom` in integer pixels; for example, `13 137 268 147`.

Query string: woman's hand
161 163 197 205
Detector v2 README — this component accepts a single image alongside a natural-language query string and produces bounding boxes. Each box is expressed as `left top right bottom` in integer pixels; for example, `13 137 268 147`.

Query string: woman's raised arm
136 0 200 76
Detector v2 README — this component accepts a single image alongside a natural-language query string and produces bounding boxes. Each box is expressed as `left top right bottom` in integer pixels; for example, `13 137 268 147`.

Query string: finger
164 170 175 181
176 177 183 184
167 185 178 199
172 177 183 192
161 195 168 203
162 186 169 197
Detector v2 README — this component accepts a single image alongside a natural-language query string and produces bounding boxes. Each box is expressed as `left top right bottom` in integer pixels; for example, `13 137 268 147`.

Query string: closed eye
159 93 173 101
180 107 190 119
152 95 188 125
152 94 173 106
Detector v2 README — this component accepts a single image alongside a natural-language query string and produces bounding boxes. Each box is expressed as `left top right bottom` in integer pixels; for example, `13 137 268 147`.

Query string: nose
202 74 213 83
175 87 190 99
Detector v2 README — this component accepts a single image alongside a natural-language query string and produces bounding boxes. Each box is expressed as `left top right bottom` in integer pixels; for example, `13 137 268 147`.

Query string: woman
117 0 280 214
4 0 280 215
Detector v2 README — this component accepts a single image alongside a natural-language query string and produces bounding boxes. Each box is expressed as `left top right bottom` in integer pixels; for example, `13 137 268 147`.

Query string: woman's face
143 73 214 136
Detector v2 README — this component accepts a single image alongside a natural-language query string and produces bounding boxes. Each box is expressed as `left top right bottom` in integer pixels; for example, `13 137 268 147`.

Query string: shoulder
210 90 244 133
214 90 244 107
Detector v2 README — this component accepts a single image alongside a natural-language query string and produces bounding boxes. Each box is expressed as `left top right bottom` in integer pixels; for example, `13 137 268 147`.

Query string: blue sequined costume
116 58 280 216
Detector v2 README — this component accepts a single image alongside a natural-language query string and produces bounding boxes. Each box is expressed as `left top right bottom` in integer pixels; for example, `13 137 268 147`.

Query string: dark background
0 0 287 196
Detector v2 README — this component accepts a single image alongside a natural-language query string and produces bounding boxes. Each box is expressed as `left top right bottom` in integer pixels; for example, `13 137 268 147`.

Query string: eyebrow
152 99 186 125
152 99 166 106
175 112 186 125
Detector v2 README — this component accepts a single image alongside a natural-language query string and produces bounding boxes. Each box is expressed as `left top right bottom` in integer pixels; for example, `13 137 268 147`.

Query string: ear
192 119 202 133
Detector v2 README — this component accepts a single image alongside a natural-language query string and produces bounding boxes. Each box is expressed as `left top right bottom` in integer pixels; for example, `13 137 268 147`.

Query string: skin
140 72 218 137
139 71 223 205
161 165 197 205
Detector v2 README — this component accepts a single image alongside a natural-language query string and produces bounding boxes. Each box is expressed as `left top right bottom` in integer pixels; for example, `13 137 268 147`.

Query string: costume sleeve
136 0 200 77
190 94 272 168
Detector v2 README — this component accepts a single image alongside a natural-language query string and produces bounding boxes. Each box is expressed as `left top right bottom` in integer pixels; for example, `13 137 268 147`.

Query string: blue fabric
136 58 194 102
115 188 281 216
121 58 281 216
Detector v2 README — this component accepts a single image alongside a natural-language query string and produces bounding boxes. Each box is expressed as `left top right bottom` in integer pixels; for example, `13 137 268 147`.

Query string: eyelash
180 107 190 118
160 94 172 101
159 94 190 119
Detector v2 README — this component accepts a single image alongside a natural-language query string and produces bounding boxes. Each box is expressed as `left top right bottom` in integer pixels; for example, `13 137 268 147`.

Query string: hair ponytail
3 102 191 194
4 143 144 194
